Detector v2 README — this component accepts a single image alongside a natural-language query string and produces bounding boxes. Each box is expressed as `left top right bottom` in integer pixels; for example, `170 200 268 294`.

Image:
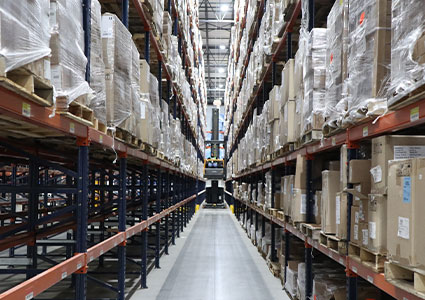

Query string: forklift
203 108 225 208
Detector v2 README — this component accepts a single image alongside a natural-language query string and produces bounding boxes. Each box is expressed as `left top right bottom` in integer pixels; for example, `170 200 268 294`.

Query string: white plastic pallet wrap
389 0 425 106
50 0 90 108
0 1 51 75
101 13 132 129
89 0 106 124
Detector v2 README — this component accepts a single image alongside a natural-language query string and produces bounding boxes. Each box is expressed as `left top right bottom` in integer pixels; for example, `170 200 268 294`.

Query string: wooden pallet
157 151 165 160
267 259 281 278
348 242 386 273
93 119 107 134
0 58 53 107
320 232 347 255
385 261 425 298
301 223 321 240
56 96 93 127
271 143 295 160
142 142 157 156
301 130 322 145
277 210 285 221
388 80 425 111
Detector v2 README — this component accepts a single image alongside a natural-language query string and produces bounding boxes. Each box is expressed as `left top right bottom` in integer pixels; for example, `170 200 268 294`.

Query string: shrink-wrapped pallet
50 0 90 108
89 0 106 124
0 1 51 76
344 0 391 125
101 13 132 129
388 0 425 107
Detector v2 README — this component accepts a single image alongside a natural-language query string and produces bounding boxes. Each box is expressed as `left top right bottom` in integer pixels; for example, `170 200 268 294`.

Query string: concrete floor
131 208 289 300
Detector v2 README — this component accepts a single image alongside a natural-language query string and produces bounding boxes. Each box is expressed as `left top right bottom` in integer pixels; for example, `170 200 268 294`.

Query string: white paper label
314 195 318 217
25 292 34 300
370 165 382 183
369 221 376 239
336 195 341 225
101 16 115 38
284 106 288 122
398 217 410 240
140 102 146 119
51 66 62 90
354 224 359 240
44 59 51 81
355 211 359 224
300 194 307 214
394 146 425 159
49 2 57 27
362 229 369 246
61 272 67 279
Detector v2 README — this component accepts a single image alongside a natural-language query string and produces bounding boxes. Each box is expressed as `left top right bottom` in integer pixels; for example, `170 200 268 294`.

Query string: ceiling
198 0 233 105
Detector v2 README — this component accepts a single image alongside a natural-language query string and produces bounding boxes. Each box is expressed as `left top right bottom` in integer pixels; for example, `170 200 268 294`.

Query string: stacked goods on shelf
89 0 106 125
388 1 425 107
101 13 132 130
279 59 296 146
292 154 307 222
269 86 281 153
50 0 91 109
342 0 391 126
0 1 52 86
282 175 294 217
323 0 349 134
302 28 327 139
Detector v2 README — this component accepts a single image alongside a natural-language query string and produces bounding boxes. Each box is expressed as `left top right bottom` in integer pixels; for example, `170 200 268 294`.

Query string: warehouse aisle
131 208 288 300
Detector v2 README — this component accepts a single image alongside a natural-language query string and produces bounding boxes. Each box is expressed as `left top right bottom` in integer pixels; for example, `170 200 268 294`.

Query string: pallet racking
0 0 207 299
224 0 425 299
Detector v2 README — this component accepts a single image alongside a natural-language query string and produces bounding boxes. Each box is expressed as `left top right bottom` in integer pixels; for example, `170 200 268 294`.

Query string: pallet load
388 1 425 108
50 0 91 112
343 0 391 126
89 0 106 129
280 59 297 146
323 0 349 134
101 13 132 131
302 28 327 143
321 169 340 234
0 1 53 106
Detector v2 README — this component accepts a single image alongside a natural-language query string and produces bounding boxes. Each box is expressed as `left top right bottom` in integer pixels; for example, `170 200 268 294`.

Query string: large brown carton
349 159 371 184
336 192 348 240
387 158 425 268
371 135 425 194
280 100 296 145
291 188 307 222
283 175 294 216
295 154 307 189
268 85 280 122
368 194 387 254
340 144 348 190
321 170 340 234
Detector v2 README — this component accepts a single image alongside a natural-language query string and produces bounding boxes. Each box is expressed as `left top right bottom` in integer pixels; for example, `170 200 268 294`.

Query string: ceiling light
220 4 228 12
219 45 226 50
219 68 225 73
219 84 224 88
213 99 222 107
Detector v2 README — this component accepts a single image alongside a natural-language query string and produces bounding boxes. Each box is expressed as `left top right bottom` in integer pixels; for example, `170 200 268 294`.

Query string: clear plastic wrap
101 13 132 128
285 263 298 297
344 0 391 125
389 0 425 101
0 1 51 73
264 171 272 208
88 0 106 124
50 0 91 108
302 28 327 135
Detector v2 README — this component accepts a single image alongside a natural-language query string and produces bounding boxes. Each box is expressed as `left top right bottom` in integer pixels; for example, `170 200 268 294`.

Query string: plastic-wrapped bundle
296 263 306 300
50 0 91 108
324 0 349 130
345 0 391 125
0 1 51 75
149 73 161 148
302 28 327 135
127 41 141 135
313 277 346 300
89 0 106 124
264 171 272 208
389 0 425 104
285 262 299 298
101 13 132 128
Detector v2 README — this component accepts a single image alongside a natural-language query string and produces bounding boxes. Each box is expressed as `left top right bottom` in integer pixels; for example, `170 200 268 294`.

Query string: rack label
70 122 75 134
362 126 368 137
99 135 103 144
61 271 67 279
332 137 336 146
22 102 31 117
25 292 34 300
367 275 374 284
352 266 357 273
410 107 419 122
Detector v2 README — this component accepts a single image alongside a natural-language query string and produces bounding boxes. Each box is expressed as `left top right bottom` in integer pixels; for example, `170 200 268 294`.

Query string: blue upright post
159 61 163 106
27 160 38 280
118 154 127 300
171 173 176 245
83 0 91 83
75 139 89 300
271 168 277 262
141 163 148 288
308 0 314 32
122 0 129 28
305 155 314 299
176 175 180 237
145 31 150 64
155 169 162 268
9 164 16 257
180 175 184 232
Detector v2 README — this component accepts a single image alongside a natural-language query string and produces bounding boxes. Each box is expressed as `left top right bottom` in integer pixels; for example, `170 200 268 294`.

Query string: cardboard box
360 222 369 248
349 159 371 184
139 59 150 94
321 170 340 234
295 154 307 189
268 85 280 122
281 59 295 105
387 158 425 267
280 100 296 145
371 135 425 194
368 194 387 253
314 190 322 225
136 98 151 144
336 192 348 240
328 161 340 171
291 188 307 222
283 175 294 216
274 192 283 210
340 144 348 190
350 206 360 245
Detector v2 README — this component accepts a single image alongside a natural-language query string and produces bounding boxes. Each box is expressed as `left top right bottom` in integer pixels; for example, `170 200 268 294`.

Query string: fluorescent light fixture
219 45 226 50
220 4 228 12
218 68 225 73
213 99 222 107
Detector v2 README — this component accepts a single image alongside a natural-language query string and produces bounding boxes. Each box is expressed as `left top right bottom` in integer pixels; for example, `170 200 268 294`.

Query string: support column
270 168 276 262
164 171 170 254
141 163 148 289
155 169 162 268
117 154 127 300
305 241 313 299
171 173 176 245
